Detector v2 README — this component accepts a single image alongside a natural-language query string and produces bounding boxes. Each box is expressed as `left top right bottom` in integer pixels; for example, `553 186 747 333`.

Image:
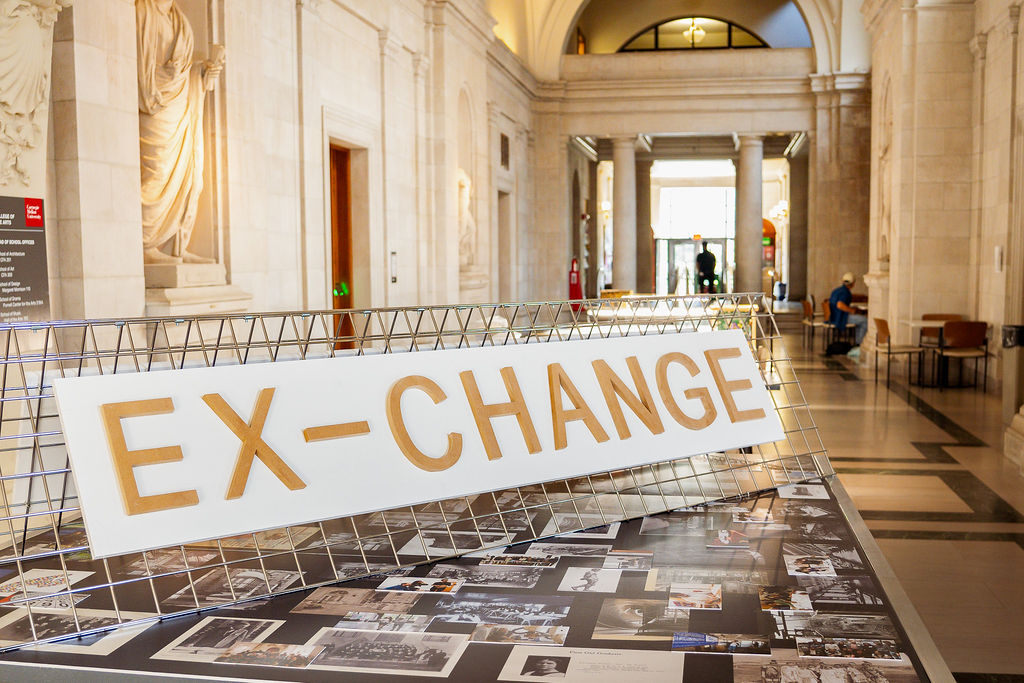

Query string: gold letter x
203 388 307 500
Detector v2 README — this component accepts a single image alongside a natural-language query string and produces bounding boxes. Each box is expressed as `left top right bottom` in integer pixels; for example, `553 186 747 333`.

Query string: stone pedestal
144 263 227 289
145 284 252 317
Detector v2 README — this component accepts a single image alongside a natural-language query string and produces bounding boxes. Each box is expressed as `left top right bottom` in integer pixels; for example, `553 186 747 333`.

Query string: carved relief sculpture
137 0 223 265
0 0 70 186
456 167 476 270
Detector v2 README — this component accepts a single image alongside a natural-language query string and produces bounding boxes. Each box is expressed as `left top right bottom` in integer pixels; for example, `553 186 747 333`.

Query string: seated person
828 272 867 345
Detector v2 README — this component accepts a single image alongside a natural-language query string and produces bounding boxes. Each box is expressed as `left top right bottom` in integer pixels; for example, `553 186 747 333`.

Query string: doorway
656 237 730 295
329 146 354 346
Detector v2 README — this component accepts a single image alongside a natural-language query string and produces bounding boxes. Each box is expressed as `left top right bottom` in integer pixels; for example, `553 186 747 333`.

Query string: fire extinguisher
569 258 583 312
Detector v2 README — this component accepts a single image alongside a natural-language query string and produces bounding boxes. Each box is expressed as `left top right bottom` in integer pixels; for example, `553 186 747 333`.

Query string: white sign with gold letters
54 330 783 558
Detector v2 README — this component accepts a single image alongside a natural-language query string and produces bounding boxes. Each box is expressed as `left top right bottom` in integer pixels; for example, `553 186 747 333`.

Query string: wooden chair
873 318 922 387
920 313 962 347
822 300 855 347
936 321 988 391
801 299 827 349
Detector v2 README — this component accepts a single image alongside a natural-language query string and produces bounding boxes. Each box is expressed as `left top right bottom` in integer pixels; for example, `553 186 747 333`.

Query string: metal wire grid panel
0 293 830 650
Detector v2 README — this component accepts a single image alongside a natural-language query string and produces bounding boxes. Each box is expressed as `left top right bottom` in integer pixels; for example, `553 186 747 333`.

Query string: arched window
620 17 767 51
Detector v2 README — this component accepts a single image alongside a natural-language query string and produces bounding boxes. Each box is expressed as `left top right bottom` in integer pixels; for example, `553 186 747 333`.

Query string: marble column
612 136 637 292
635 159 653 293
735 135 764 294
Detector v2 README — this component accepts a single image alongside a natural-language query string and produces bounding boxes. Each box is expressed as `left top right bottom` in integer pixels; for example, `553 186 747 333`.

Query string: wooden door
330 147 355 347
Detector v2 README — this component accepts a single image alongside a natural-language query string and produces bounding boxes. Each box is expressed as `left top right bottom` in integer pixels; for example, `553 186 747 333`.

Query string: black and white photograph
644 566 771 593
733 650 921 682
163 568 301 608
119 549 220 577
376 576 463 593
796 636 902 660
785 554 837 577
524 542 612 557
214 642 325 667
592 598 691 640
799 576 886 608
602 550 653 570
0 608 154 654
332 561 412 580
470 624 568 646
397 530 512 556
733 510 775 524
306 628 468 677
542 513 620 539
291 586 420 616
479 554 559 569
639 512 714 536
782 543 865 571
430 593 573 625
777 483 830 500
334 612 432 632
791 519 846 542
151 616 283 663
772 612 899 641
557 567 622 593
519 654 570 676
427 563 544 589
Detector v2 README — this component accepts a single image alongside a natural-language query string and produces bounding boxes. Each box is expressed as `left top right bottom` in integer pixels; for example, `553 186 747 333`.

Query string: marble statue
137 0 223 265
456 167 476 270
0 0 70 186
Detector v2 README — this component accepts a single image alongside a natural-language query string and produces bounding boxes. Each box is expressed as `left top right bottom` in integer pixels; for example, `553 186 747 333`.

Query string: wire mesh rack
0 293 830 651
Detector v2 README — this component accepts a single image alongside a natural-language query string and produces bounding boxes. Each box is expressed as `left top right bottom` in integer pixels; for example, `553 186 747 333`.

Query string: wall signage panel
0 196 49 322
54 330 783 558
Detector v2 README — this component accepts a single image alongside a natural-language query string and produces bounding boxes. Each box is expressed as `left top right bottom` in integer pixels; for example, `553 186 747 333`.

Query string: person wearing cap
828 272 867 345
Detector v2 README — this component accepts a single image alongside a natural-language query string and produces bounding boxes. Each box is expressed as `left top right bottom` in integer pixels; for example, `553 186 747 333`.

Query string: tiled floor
786 323 1024 678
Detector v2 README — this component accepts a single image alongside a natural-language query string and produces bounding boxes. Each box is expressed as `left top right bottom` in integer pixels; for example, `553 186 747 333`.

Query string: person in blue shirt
828 272 867 345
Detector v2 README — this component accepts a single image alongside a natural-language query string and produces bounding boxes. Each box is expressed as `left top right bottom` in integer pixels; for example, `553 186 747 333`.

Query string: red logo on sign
24 198 43 228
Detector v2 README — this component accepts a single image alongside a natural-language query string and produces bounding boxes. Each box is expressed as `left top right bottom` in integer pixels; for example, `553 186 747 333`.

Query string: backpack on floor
825 340 853 356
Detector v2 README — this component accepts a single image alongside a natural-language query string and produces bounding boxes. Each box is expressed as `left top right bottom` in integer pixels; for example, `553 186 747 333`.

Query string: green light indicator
333 282 350 297
762 237 771 246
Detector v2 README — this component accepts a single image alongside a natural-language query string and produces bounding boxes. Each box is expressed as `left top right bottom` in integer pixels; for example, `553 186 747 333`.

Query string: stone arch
531 0 840 80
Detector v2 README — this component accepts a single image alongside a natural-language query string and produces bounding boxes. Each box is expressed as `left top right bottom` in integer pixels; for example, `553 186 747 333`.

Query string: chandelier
684 18 706 44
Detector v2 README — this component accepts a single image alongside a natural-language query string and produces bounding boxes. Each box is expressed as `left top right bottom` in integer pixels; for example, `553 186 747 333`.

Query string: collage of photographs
0 479 925 681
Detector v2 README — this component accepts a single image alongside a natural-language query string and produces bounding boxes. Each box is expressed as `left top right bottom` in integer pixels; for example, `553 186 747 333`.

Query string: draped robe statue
137 0 222 265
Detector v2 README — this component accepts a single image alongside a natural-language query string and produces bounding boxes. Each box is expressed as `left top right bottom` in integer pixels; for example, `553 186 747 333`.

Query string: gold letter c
386 375 463 472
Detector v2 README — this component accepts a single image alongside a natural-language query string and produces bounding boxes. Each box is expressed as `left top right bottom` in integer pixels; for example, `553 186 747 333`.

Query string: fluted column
735 135 764 293
612 136 637 292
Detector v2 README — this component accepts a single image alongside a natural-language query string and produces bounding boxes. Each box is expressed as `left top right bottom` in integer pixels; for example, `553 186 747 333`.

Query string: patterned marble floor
785 324 1024 680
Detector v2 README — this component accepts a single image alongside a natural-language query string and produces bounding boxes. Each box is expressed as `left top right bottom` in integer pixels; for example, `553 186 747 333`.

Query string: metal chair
801 299 827 349
873 318 922 387
936 321 988 390
821 300 855 347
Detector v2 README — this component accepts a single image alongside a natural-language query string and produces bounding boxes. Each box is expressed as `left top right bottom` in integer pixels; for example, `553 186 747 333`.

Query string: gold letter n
203 388 306 500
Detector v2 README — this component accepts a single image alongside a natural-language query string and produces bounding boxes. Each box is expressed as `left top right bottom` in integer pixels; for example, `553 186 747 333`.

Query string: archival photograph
668 583 723 610
0 608 153 655
645 566 770 593
733 650 921 682
151 616 283 663
602 550 653 571
163 568 301 608
771 612 899 641
785 555 837 577
291 586 420 616
796 636 902 660
397 530 512 556
478 554 559 569
333 612 432 633
376 576 463 594
470 624 568 646
706 529 750 549
524 542 612 557
557 567 622 593
427 563 543 589
777 483 830 500
592 598 692 640
542 513 620 539
757 585 813 612
306 628 468 677
120 549 220 577
782 543 865 572
0 568 94 598
214 642 325 667
639 511 715 536
671 631 771 655
332 562 411 580
430 592 573 625
799 576 885 608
